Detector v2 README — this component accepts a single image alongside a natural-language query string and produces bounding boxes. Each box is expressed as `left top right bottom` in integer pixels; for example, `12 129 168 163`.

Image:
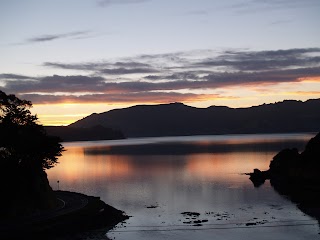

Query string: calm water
47 133 320 240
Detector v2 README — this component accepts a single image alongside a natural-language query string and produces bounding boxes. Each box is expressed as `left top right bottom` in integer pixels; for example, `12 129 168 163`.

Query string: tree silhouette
0 90 63 171
0 91 63 218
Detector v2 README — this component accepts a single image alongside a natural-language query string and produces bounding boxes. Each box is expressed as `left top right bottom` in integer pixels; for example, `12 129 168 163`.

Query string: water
47 133 320 239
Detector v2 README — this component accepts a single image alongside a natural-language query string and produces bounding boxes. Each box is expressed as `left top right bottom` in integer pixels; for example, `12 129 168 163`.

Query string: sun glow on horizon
31 103 118 126
26 75 320 126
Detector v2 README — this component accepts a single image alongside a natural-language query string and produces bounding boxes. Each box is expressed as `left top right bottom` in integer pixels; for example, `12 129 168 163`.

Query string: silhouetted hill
69 99 320 138
45 125 125 142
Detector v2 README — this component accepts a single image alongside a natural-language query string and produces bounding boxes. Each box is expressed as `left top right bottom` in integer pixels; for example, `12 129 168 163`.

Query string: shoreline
0 190 129 240
248 132 320 224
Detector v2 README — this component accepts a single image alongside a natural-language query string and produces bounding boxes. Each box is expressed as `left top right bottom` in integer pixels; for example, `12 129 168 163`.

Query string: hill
45 125 125 142
69 99 320 138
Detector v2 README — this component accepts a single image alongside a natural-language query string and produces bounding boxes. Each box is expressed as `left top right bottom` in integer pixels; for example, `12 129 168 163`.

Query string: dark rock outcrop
248 169 270 187
249 132 320 220
249 132 320 185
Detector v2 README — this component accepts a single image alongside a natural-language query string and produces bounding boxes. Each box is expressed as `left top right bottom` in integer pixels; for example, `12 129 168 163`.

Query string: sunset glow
1 0 320 125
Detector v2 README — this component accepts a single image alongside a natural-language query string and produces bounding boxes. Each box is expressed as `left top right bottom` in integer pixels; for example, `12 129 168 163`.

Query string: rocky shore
248 132 320 220
0 191 129 240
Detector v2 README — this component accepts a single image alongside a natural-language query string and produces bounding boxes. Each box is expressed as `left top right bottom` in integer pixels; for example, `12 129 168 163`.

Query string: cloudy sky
1 0 320 125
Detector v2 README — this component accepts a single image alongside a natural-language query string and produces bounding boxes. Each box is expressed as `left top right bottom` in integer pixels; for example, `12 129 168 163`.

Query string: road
0 191 90 237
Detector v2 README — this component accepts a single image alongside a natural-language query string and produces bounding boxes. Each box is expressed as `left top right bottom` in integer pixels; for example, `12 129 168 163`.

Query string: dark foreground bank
248 132 320 221
0 191 129 240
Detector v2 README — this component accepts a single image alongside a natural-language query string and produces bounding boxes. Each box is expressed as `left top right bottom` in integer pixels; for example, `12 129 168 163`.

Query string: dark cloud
195 48 320 71
139 67 320 91
25 31 91 44
144 72 201 81
202 67 320 87
114 61 151 68
43 51 195 74
222 48 320 59
43 62 107 71
197 57 320 71
3 66 320 96
43 61 154 73
3 47 320 105
132 51 192 66
3 75 105 93
144 75 168 81
101 67 158 75
0 73 34 80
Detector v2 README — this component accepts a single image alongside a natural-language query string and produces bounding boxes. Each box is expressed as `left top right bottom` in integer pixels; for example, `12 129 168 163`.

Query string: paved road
54 191 89 216
0 191 89 234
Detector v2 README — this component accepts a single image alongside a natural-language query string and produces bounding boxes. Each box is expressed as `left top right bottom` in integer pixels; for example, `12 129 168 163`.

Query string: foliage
0 90 63 171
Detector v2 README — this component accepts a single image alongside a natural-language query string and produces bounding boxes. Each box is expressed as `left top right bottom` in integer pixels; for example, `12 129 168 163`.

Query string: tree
0 90 64 218
0 90 63 171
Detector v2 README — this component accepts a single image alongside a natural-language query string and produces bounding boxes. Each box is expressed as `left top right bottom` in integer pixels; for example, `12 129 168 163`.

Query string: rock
248 169 270 187
248 132 320 222
301 132 320 162
249 132 320 187
181 212 200 217
269 148 300 177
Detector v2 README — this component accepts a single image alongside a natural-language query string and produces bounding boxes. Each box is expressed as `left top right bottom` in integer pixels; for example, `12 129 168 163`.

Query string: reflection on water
47 133 319 240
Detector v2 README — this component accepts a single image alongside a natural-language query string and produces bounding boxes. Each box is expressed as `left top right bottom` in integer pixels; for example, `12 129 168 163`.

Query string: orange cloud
284 91 320 96
298 77 320 82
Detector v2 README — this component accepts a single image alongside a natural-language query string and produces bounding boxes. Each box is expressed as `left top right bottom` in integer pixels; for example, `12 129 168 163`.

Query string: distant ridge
69 99 320 138
45 125 125 142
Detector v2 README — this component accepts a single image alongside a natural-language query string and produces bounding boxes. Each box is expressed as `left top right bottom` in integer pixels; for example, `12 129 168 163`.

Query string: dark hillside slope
45 125 125 142
69 99 320 138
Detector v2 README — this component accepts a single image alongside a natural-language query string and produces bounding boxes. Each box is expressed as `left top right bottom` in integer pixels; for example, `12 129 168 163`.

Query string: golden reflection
49 147 133 180
48 144 275 186
185 152 273 182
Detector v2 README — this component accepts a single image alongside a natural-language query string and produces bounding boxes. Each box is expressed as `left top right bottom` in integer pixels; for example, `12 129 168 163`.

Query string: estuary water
47 133 320 240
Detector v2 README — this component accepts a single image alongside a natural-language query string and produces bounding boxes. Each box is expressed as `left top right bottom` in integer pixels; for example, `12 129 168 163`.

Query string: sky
1 0 320 126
